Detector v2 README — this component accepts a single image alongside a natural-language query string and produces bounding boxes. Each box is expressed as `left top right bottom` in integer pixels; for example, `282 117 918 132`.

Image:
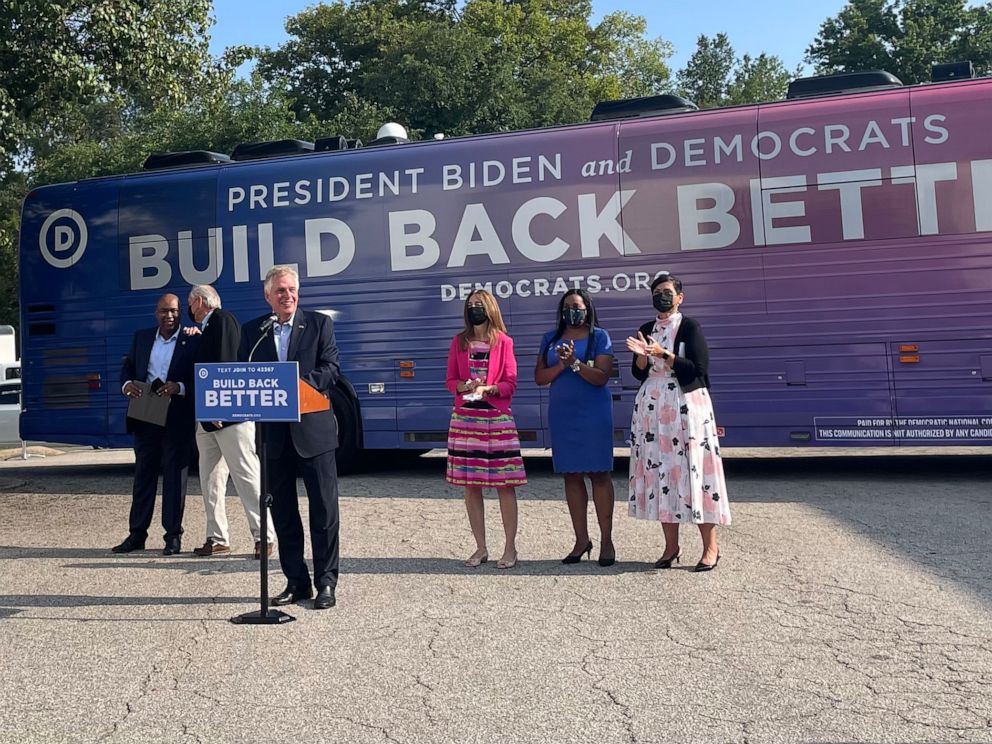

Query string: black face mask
653 292 675 313
563 308 587 327
187 305 197 323
468 306 488 326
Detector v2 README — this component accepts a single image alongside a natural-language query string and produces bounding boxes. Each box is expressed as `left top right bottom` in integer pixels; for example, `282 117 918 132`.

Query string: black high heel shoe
693 553 720 572
653 550 681 569
562 541 593 564
598 547 616 567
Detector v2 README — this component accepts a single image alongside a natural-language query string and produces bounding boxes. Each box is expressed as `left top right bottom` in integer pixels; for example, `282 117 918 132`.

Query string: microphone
249 314 279 362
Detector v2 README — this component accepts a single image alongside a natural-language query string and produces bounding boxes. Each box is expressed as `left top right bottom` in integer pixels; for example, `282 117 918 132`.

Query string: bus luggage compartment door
711 342 894 447
395 356 457 448
890 339 992 446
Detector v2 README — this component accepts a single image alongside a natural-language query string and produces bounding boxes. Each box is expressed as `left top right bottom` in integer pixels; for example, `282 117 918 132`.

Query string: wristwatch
570 360 582 372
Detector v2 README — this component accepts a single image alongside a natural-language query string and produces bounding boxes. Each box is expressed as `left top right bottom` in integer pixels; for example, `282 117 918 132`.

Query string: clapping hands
555 340 576 366
625 331 668 359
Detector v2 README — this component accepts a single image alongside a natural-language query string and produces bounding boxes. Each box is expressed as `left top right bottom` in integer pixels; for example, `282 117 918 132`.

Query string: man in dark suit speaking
113 293 197 555
239 265 342 610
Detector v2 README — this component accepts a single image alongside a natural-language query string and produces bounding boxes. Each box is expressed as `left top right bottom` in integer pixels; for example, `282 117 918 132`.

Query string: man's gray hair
264 265 300 294
189 284 221 309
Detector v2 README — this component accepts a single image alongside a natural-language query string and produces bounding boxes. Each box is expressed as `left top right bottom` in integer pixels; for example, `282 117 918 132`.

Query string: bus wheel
328 386 360 475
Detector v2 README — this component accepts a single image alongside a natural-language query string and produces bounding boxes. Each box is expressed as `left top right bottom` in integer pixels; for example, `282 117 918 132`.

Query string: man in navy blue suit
113 293 197 555
238 266 341 610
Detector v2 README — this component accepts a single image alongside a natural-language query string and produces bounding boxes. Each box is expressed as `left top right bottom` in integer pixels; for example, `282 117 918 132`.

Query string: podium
194 362 330 626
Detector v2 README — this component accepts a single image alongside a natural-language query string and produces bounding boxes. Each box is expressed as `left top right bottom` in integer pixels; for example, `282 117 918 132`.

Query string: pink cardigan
445 331 518 414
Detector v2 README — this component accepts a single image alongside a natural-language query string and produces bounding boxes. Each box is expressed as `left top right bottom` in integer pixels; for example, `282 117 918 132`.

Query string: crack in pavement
96 664 157 742
326 713 403 744
574 628 636 744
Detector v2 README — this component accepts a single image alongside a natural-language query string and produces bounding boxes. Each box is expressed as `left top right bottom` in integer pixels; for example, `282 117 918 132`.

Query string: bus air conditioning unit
143 151 232 170
932 61 974 82
230 139 315 161
786 70 903 99
590 94 697 121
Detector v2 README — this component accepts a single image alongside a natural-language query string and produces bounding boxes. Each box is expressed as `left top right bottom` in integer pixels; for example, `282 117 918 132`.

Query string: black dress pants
129 422 191 542
267 435 340 591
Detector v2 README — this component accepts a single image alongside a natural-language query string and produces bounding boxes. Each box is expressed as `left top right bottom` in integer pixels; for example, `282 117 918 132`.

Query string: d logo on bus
39 209 88 268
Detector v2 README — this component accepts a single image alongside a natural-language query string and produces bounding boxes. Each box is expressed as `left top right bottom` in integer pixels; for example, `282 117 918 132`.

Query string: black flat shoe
313 586 336 610
693 553 720 573
271 585 313 606
653 550 681 569
111 536 146 554
562 541 593 564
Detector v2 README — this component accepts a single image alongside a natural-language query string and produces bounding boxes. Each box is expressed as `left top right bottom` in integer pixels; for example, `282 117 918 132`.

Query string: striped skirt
446 404 527 488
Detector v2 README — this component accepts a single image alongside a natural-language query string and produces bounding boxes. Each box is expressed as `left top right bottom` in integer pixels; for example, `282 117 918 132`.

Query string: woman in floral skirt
626 273 730 571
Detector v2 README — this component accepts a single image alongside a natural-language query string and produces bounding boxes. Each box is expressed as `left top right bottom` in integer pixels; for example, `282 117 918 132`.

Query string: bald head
155 294 180 337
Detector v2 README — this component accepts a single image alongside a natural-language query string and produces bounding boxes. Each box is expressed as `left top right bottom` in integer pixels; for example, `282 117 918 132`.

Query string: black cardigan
631 315 711 393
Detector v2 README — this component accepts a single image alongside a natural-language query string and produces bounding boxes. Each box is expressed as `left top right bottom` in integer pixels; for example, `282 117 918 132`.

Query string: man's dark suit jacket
238 309 340 458
119 327 197 433
193 308 243 432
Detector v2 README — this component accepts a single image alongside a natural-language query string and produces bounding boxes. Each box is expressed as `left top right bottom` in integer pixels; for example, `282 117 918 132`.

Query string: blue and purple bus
18 69 992 463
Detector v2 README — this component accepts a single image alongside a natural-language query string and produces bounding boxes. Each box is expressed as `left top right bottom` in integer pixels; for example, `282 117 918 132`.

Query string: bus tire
329 386 360 475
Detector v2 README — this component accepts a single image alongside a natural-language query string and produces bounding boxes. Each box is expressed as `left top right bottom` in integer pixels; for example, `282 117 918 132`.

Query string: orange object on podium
299 379 331 415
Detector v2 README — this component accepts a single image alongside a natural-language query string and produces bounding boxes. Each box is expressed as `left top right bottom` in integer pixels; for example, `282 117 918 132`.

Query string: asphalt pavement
0 447 990 744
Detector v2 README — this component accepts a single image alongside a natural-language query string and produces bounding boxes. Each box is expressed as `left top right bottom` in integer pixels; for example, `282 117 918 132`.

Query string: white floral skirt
628 376 731 525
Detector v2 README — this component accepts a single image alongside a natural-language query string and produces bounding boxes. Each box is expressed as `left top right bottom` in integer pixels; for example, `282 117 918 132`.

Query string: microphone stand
231 316 294 625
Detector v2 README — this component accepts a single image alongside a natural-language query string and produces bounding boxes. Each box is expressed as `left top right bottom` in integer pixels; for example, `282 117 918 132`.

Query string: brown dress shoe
253 541 274 560
192 539 231 557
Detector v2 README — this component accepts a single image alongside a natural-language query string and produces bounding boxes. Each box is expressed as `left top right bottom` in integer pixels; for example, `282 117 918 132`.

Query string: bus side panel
19 181 120 445
113 169 224 438
206 126 629 450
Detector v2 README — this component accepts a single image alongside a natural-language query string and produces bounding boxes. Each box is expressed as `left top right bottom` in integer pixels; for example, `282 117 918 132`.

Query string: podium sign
195 362 301 423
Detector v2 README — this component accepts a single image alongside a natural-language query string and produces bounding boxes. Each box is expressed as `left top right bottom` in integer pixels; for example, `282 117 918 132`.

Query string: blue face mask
563 308 587 327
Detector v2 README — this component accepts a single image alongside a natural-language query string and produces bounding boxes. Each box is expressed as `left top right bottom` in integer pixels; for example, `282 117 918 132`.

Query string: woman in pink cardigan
445 290 526 569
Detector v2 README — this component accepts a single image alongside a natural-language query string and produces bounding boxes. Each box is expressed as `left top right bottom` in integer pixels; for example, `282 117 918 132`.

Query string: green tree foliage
0 173 25 327
255 0 672 136
0 0 215 174
30 76 301 187
677 34 795 107
806 0 992 83
677 34 736 108
726 54 797 106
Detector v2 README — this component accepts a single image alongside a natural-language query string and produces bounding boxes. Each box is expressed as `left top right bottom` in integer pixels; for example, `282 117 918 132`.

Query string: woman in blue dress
535 289 616 566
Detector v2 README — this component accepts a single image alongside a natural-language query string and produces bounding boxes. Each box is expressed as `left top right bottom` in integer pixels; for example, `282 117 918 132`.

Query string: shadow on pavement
2 452 990 609
0 593 260 622
0 594 256 608
51 556 658 576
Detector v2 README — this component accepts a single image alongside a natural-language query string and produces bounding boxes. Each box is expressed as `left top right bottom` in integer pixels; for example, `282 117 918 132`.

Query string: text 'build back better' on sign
195 362 301 423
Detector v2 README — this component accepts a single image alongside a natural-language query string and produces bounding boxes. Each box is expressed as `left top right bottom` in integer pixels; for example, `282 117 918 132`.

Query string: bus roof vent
315 135 364 152
786 70 903 99
230 139 314 161
590 94 697 122
932 60 973 82
143 151 231 170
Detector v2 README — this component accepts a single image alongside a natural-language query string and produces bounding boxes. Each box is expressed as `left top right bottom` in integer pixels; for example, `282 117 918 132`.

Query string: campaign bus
18 67 992 464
